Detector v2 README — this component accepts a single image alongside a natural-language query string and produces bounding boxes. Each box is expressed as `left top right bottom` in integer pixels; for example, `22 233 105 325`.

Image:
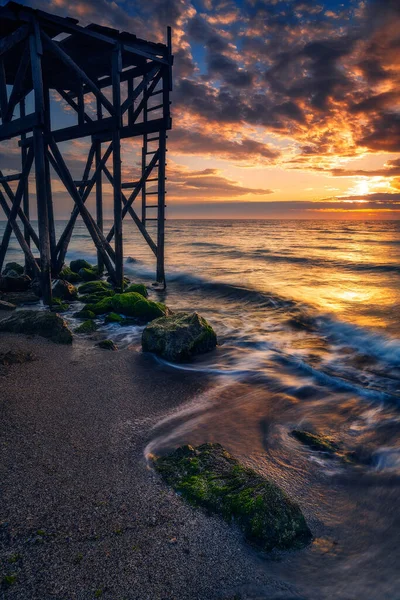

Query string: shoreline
0 333 295 600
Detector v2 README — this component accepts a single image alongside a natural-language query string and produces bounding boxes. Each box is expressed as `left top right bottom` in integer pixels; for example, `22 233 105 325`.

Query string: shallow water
3 219 400 598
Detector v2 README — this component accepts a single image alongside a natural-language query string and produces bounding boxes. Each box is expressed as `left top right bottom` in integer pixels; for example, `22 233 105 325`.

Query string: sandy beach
0 332 296 600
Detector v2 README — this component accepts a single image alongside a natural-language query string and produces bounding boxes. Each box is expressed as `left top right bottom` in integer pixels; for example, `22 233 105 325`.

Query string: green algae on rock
3 262 24 276
52 279 78 301
59 266 82 283
88 291 169 322
142 312 217 362
291 430 339 454
0 310 73 344
104 312 124 324
69 259 92 273
50 297 69 312
79 280 112 295
291 429 361 464
154 443 312 551
78 267 100 282
97 339 118 350
74 308 96 320
74 319 98 334
124 283 148 298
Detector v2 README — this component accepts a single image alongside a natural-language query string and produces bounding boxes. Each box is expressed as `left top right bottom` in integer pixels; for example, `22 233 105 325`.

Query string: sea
3 218 400 599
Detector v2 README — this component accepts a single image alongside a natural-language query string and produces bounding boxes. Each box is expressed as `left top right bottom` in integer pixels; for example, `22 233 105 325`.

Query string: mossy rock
111 292 168 321
79 290 114 304
0 310 73 344
97 339 118 351
3 262 24 276
154 443 312 551
78 267 100 282
105 312 124 324
74 308 96 320
291 429 360 464
142 312 217 362
87 296 114 315
59 266 82 283
124 283 148 298
70 259 92 273
74 319 98 334
50 297 69 312
79 280 112 295
52 279 78 301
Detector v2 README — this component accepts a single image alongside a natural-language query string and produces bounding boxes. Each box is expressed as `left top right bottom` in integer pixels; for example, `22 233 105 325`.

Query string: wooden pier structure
0 1 173 303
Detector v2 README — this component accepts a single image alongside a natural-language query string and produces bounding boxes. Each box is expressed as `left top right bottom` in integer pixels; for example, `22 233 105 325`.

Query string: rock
52 279 78 301
0 310 73 344
74 308 96 320
107 275 130 287
3 262 24 276
104 312 124 324
154 443 312 551
1 291 40 306
0 350 35 365
79 280 112 295
50 297 69 312
111 292 169 321
69 259 92 273
80 290 114 304
126 256 137 263
0 300 16 311
142 312 217 362
59 266 82 283
89 292 169 322
78 267 100 282
124 283 148 298
0 273 31 293
97 339 118 350
291 429 360 464
74 319 98 334
291 430 339 454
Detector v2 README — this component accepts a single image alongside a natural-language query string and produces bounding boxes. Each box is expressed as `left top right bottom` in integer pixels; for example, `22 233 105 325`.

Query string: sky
1 0 400 219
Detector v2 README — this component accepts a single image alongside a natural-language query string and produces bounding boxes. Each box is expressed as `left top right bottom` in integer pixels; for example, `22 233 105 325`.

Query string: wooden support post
0 58 8 120
157 128 166 286
20 97 31 269
112 44 123 290
95 98 104 273
30 22 52 304
44 84 57 273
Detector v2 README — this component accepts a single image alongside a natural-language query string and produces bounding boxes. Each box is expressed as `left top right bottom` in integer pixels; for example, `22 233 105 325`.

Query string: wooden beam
47 137 117 278
95 98 103 273
157 128 166 284
55 87 93 123
41 30 115 116
0 113 38 142
0 24 30 58
3 41 31 122
121 66 159 115
0 59 8 120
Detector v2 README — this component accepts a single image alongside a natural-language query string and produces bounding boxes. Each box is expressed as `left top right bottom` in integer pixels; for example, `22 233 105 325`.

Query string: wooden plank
41 31 115 116
0 59 8 120
55 88 93 123
121 66 159 115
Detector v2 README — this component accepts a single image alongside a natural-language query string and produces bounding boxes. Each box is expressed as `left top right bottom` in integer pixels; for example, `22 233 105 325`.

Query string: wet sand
0 333 296 600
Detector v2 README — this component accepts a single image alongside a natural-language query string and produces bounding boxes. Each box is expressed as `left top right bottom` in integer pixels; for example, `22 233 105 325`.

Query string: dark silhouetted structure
0 1 172 303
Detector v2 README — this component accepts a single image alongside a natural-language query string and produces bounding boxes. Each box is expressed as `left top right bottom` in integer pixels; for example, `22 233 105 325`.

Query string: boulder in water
124 283 148 298
97 339 118 351
79 280 112 295
59 266 82 283
69 259 92 273
52 279 78 301
78 267 100 282
0 310 73 344
74 308 96 320
0 272 31 293
74 319 98 334
142 312 217 362
1 290 40 305
104 312 124 324
111 292 169 321
3 262 24 276
154 443 312 551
